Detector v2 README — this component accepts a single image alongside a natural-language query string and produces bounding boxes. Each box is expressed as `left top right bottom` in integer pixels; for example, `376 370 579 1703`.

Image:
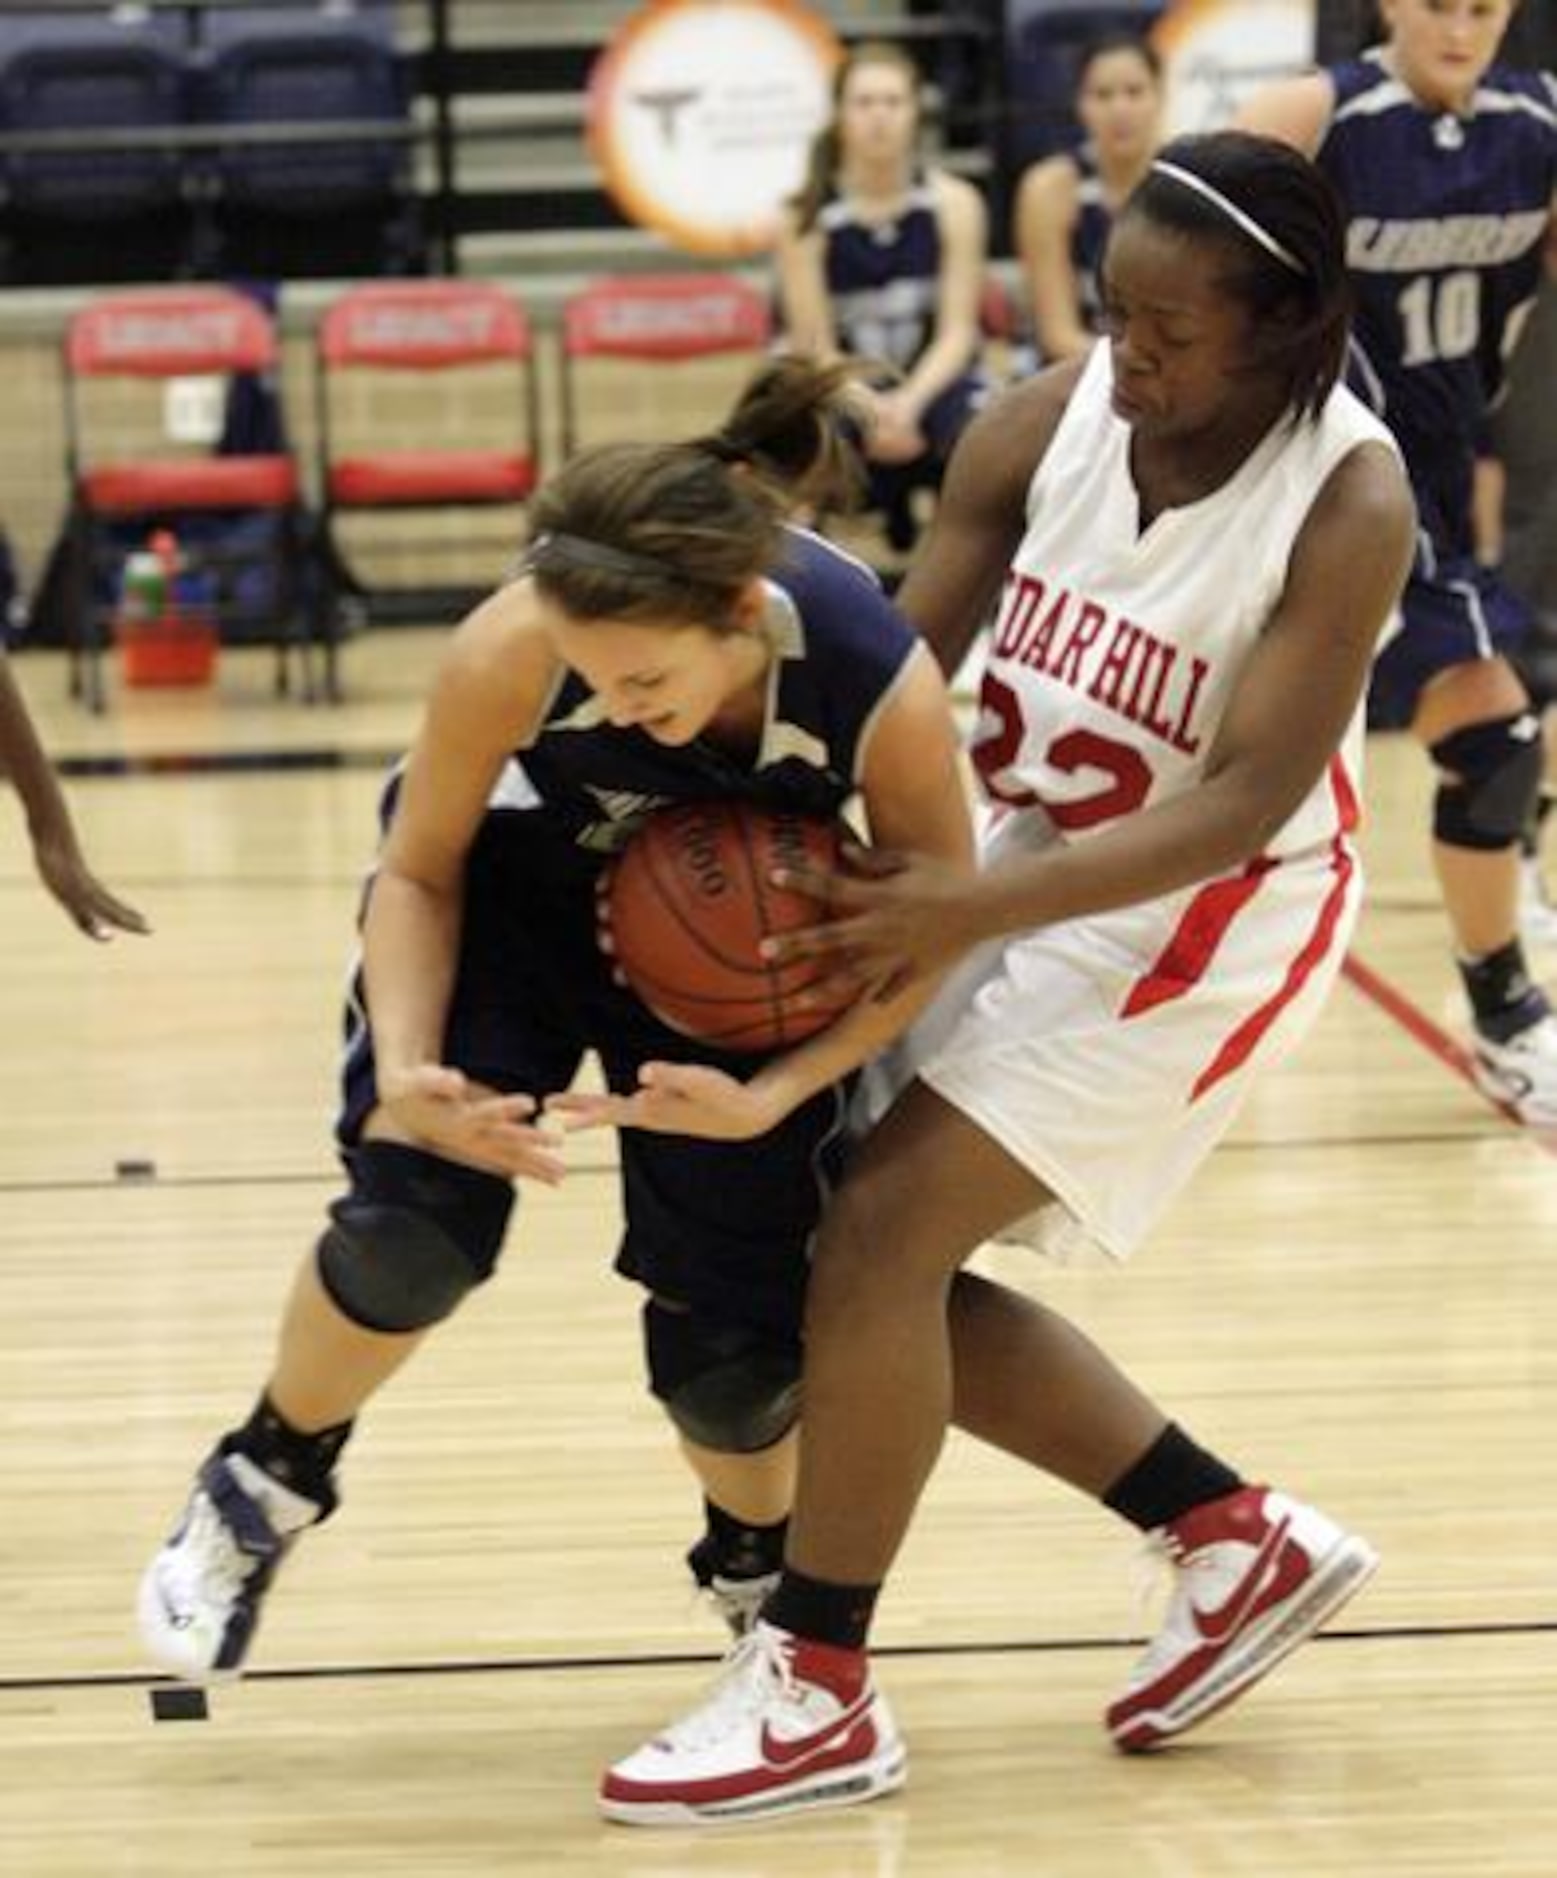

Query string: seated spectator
1013 32 1164 366
774 40 989 552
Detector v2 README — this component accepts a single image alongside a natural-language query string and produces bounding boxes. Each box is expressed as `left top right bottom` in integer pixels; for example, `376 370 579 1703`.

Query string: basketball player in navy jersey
1015 32 1166 363
0 651 145 939
776 41 990 551
136 358 975 1685
1241 0 1557 1123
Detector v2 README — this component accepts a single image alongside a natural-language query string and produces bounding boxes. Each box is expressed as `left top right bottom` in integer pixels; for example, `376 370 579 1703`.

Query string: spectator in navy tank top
774 40 990 552
1240 0 1557 1127
1015 32 1166 365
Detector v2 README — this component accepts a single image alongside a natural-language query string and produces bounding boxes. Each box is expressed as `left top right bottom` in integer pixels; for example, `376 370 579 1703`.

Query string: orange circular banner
588 0 842 256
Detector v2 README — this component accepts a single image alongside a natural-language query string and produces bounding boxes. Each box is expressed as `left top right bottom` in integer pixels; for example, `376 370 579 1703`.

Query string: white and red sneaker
601 1620 906 1827
1106 1485 1378 1752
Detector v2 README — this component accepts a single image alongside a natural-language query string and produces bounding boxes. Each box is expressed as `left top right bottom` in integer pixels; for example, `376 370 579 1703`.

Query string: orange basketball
604 801 854 1052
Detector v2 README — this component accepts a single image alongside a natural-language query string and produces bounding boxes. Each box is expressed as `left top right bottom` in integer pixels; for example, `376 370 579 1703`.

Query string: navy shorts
1368 548 1533 730
338 808 849 1338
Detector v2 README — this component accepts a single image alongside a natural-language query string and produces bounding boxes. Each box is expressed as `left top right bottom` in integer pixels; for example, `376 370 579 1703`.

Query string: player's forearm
0 659 78 849
360 871 464 1077
900 330 977 417
973 772 1298 941
742 972 944 1125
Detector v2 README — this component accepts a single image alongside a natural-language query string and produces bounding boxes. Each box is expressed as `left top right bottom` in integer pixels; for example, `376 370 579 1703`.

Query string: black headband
527 531 676 582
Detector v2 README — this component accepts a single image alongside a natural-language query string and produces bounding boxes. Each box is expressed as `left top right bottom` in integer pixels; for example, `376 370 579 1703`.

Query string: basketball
604 801 854 1052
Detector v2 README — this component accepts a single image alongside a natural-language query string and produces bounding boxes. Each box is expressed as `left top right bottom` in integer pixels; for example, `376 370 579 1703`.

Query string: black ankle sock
229 1392 352 1503
701 1500 789 1581
765 1566 879 1651
1102 1424 1244 1533
1459 940 1548 1041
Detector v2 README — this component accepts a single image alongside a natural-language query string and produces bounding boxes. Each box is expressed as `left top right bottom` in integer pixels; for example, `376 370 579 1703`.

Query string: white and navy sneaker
1471 1009 1557 1127
138 1448 327 1682
601 1620 905 1826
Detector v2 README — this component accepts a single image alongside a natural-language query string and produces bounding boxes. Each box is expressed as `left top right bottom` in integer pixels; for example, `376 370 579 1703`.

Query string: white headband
1149 160 1306 275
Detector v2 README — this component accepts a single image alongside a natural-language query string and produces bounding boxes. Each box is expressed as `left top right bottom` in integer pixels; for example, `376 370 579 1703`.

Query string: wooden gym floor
1 632 1553 1876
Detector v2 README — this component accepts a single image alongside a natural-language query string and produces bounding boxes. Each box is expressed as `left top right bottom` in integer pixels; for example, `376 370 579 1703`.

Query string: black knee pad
317 1141 514 1334
1431 713 1545 852
643 1300 802 1454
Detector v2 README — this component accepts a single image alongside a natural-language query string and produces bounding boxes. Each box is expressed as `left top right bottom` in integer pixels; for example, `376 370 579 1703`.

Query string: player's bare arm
731 643 976 1117
1016 157 1093 360
362 582 568 1179
775 214 838 358
896 359 1079 676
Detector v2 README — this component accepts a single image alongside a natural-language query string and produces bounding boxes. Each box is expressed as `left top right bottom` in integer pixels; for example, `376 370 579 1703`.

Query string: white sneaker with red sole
1107 1485 1378 1752
601 1620 906 1827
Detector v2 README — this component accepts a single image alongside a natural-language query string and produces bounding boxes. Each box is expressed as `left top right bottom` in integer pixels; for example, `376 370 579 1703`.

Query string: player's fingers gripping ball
603 801 856 1051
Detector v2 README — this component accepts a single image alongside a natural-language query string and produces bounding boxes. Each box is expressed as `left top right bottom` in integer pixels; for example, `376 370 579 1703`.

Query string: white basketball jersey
972 344 1399 859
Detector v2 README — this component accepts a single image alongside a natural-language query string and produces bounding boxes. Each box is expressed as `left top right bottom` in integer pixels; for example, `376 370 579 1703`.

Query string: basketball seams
730 803 789 1043
636 805 776 977
605 800 851 1050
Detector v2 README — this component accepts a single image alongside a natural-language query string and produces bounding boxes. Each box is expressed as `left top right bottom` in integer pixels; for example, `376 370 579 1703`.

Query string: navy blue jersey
510 526 917 856
1069 141 1113 335
341 524 916 1335
817 173 961 372
1318 54 1556 556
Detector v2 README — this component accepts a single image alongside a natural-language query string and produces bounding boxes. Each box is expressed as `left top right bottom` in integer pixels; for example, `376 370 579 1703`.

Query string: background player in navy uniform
137 358 974 1683
1241 0 1557 1123
775 40 989 552
1014 32 1166 364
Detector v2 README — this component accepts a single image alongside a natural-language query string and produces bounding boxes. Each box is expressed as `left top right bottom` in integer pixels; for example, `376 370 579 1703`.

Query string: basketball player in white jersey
589 132 1417 1825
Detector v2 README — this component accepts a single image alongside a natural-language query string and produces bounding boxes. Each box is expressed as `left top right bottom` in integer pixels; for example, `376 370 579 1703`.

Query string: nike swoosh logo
760 1692 874 1770
1193 1513 1293 1645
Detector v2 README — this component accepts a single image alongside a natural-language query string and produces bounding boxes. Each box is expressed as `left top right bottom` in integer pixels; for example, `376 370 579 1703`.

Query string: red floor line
1340 952 1481 1088
1340 949 1557 1155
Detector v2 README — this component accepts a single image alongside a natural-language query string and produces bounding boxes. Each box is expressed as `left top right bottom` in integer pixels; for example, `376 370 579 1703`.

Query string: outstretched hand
763 842 987 1001
377 1063 568 1183
33 834 149 940
548 1061 784 1143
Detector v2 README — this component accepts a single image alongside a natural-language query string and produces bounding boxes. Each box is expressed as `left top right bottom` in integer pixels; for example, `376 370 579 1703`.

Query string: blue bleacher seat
0 32 191 282
197 18 421 277
0 35 184 221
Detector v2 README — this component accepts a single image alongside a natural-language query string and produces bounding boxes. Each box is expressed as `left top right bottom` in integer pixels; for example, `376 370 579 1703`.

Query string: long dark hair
787 40 922 235
525 356 867 630
1124 130 1352 423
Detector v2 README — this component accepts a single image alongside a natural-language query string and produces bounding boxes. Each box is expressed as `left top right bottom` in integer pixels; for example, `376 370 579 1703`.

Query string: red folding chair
559 272 772 456
61 286 309 710
315 280 539 660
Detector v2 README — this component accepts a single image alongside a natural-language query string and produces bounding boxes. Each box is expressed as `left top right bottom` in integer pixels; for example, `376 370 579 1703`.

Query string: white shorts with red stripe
856 812 1361 1263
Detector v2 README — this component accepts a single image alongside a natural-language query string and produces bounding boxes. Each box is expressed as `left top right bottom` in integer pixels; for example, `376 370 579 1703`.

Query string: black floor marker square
150 1685 209 1722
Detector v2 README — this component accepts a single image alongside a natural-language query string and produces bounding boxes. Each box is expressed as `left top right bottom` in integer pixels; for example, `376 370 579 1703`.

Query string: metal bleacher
0 1 1008 300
